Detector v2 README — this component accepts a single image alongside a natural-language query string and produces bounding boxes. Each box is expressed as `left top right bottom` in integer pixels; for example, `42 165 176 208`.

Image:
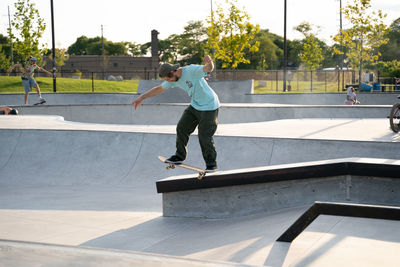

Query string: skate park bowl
1 80 400 266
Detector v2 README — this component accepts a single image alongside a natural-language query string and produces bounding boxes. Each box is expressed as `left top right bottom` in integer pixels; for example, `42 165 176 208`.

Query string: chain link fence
2 68 385 93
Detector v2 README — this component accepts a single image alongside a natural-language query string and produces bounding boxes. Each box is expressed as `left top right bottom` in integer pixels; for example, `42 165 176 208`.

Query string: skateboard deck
158 156 207 180
33 100 46 105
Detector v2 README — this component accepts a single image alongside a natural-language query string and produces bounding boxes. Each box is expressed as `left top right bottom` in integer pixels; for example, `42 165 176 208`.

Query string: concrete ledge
156 158 400 218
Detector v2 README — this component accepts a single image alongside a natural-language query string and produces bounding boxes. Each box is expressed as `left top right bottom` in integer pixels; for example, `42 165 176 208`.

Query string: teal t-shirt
161 65 220 111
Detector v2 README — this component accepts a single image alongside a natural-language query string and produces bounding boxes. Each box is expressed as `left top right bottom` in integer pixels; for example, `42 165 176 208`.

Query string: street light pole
283 0 287 92
8 6 13 64
210 0 216 80
50 0 56 92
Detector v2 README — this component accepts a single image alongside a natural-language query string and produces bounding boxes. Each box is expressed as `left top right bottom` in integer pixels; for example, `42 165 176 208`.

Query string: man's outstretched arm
132 85 165 110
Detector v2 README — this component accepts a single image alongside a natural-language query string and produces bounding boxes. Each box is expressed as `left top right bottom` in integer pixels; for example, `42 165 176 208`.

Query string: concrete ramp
0 240 254 267
1 117 400 187
1 116 399 212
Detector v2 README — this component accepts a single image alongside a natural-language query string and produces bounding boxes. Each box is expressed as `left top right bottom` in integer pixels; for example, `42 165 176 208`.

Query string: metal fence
2 69 367 93
214 69 357 92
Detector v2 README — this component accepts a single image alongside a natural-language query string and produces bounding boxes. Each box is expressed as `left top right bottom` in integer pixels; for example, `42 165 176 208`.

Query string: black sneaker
206 165 218 173
165 155 183 165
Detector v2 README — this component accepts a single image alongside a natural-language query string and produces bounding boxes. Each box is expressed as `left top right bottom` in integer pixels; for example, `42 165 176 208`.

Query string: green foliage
67 36 129 56
159 34 181 63
0 45 11 71
48 48 70 70
374 60 400 77
207 0 260 69
332 0 390 70
140 21 208 65
238 30 280 70
128 42 143 56
177 21 208 65
295 22 324 70
0 34 12 70
379 17 400 61
8 0 46 63
301 37 324 70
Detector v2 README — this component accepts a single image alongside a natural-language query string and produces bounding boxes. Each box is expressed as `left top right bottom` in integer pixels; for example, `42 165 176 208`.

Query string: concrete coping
156 157 400 194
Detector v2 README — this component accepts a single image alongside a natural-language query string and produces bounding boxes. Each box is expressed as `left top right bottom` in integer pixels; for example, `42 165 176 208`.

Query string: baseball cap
158 63 180 77
30 57 37 62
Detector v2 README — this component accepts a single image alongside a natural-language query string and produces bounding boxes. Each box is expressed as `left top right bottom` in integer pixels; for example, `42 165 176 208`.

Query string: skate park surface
1 86 400 266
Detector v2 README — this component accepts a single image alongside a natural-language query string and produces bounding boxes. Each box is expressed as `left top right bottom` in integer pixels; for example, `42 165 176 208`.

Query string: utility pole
283 0 287 92
101 24 105 80
50 0 56 92
339 0 343 69
7 6 13 64
339 0 345 90
210 0 216 80
101 25 104 56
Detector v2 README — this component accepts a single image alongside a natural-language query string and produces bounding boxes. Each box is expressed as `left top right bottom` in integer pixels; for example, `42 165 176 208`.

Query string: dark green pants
175 105 219 167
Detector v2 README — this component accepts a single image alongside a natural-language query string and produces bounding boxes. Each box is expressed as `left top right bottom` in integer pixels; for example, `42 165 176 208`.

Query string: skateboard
33 99 46 105
158 156 207 180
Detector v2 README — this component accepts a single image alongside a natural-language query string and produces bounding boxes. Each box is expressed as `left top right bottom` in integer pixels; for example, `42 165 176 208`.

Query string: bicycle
389 78 400 132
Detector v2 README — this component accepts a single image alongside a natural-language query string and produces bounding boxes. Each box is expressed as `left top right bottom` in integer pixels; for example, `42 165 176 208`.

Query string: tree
332 0 390 83
159 34 181 63
379 17 400 61
128 42 144 56
177 21 208 65
48 48 70 71
8 0 46 64
238 29 280 70
207 0 260 69
67 36 129 55
0 34 11 71
295 22 324 70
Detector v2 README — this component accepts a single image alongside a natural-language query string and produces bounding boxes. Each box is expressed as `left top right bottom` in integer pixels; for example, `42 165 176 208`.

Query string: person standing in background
8 56 51 105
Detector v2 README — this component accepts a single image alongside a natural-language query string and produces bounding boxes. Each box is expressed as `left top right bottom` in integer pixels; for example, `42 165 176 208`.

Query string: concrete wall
5 104 391 125
162 175 400 218
1 89 398 106
1 129 399 188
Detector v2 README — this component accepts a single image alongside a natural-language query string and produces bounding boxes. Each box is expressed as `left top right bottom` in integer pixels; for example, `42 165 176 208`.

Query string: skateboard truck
158 156 206 180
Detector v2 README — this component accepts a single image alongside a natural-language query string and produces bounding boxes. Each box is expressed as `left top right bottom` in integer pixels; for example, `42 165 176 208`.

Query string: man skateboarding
132 55 220 172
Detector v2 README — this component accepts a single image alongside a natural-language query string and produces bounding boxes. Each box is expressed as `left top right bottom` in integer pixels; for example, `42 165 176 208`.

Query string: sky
0 0 399 49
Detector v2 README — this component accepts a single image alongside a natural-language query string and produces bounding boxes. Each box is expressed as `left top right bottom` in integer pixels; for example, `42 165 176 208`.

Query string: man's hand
203 55 214 73
204 55 212 64
132 97 143 110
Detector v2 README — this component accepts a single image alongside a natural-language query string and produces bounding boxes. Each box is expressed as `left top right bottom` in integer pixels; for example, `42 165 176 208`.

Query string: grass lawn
253 80 343 93
0 76 139 93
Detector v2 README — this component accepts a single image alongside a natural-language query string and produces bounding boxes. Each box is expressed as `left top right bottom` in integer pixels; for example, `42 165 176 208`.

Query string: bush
375 60 400 77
